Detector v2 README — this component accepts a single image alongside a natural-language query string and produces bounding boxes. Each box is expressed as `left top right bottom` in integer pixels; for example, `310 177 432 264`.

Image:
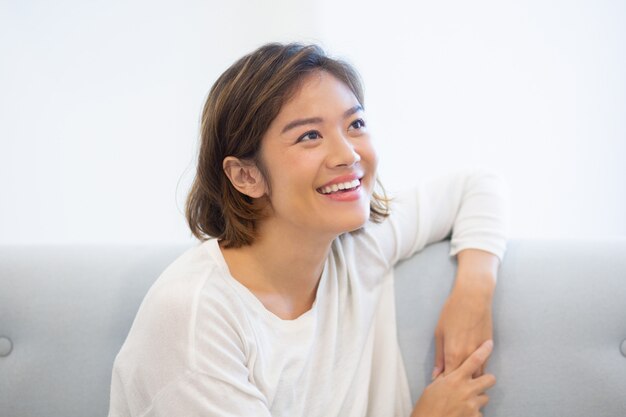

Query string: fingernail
431 367 440 381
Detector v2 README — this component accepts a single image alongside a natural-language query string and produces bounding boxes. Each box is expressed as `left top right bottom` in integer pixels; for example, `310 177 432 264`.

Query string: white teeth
319 179 361 194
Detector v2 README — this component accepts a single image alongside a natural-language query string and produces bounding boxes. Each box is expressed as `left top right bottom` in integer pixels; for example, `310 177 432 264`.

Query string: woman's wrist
454 248 499 299
453 270 496 301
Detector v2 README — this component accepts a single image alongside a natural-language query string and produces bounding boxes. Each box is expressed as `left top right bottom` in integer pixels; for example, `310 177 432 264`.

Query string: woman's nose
327 133 361 167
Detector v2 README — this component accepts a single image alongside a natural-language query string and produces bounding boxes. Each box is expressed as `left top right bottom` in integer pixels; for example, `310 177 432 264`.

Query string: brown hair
186 43 389 247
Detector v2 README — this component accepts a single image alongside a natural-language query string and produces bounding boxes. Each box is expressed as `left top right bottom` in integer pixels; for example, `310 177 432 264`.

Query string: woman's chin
334 211 370 234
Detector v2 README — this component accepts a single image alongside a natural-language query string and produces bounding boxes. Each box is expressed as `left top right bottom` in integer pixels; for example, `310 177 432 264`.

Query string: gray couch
1 239 625 416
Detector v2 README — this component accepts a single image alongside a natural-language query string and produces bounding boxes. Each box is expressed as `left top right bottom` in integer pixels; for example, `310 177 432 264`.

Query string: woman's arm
363 168 508 271
432 248 499 380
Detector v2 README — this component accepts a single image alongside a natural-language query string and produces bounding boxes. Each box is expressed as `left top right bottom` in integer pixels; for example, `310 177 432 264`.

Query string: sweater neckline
204 238 327 328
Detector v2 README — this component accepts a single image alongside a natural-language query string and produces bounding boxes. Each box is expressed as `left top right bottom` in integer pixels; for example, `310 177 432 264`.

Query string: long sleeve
450 171 509 260
364 168 509 270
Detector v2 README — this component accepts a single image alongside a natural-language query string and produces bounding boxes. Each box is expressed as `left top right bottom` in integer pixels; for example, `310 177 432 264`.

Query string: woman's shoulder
110 241 253 413
137 240 243 321
149 241 219 290
114 239 250 367
119 240 249 356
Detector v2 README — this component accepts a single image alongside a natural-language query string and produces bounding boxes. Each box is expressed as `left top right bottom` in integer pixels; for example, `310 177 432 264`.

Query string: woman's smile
316 175 363 201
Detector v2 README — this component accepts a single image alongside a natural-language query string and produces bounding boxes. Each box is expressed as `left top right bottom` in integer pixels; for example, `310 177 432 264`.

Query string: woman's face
258 70 378 238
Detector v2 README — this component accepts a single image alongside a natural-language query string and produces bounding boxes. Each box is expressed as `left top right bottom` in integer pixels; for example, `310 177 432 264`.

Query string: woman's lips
317 178 361 195
317 180 363 202
317 173 363 190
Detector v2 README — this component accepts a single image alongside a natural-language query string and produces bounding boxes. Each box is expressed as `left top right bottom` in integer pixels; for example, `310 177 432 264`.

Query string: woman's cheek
362 141 378 178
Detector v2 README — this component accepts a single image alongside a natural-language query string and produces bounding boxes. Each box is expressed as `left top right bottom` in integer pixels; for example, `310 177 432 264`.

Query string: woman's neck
220 221 335 320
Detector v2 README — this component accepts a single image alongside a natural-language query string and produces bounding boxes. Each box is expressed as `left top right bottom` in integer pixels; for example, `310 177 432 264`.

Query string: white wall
1 0 624 244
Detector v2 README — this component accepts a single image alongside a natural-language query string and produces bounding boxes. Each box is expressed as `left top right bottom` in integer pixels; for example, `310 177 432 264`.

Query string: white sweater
108 169 509 417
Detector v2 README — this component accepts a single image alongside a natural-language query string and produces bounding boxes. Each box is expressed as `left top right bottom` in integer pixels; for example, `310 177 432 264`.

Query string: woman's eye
349 119 366 130
297 130 321 143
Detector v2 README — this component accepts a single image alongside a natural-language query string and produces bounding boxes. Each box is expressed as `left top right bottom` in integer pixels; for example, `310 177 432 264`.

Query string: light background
1 0 624 244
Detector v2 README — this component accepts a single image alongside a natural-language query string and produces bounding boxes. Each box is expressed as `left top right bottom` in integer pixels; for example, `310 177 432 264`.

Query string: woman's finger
473 356 488 378
471 373 497 394
476 394 490 409
458 340 493 378
432 330 444 380
480 357 489 378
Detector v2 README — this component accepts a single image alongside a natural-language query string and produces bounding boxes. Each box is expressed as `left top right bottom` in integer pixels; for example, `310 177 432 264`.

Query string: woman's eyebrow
281 105 364 134
281 117 323 134
343 104 363 118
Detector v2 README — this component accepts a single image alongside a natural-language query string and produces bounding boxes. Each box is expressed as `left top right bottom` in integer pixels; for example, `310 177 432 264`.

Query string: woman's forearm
454 248 499 297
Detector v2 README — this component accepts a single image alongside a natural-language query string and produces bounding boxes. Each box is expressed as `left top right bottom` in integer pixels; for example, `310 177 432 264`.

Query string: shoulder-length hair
186 43 389 247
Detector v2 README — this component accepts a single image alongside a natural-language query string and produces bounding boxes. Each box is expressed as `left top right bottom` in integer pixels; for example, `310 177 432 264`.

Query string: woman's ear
223 156 267 199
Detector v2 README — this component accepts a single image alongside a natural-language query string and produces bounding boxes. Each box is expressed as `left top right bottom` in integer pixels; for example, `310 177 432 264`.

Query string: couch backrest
1 239 625 417
0 245 188 416
394 239 626 416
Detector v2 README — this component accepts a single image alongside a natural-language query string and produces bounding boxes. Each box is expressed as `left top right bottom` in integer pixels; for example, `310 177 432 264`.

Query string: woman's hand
411 340 496 417
432 249 499 380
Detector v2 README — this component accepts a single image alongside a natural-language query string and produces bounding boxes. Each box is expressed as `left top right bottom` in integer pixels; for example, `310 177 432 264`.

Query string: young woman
109 43 508 417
